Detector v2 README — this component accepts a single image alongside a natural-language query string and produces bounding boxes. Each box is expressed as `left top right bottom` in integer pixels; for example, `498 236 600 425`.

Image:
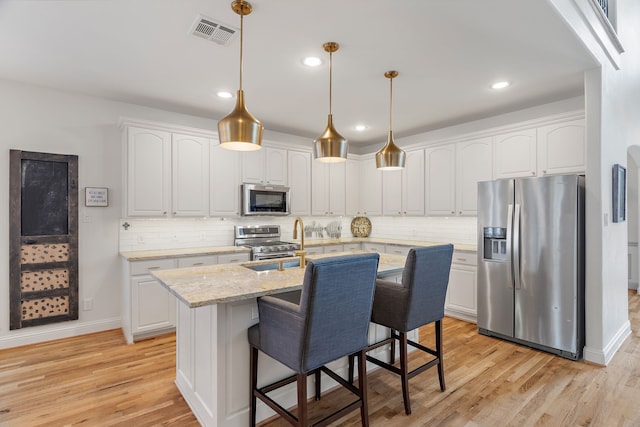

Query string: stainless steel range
234 225 300 261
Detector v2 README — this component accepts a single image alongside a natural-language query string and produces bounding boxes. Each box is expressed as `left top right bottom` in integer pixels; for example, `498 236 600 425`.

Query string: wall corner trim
583 319 631 365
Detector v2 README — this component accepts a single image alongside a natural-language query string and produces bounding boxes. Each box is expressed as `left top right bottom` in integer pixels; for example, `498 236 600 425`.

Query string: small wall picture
612 164 626 223
85 187 108 207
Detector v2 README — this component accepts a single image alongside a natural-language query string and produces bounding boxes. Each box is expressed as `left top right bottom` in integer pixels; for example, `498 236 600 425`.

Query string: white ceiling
0 0 596 148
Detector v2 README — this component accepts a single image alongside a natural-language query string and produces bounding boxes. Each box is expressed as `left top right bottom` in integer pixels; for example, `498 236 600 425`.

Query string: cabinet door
323 244 344 254
493 129 537 179
345 159 361 216
311 161 330 215
265 147 288 185
131 275 176 334
403 149 425 216
425 145 456 216
288 150 312 215
210 143 241 216
359 157 382 216
456 138 492 216
328 162 346 215
382 169 403 216
446 263 477 320
537 119 585 175
218 253 250 264
172 134 210 217
241 149 265 184
127 127 171 217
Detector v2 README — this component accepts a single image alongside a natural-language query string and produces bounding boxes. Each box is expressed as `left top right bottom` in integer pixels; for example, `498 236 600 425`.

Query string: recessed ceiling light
302 56 322 67
217 91 233 99
491 81 511 90
355 124 368 132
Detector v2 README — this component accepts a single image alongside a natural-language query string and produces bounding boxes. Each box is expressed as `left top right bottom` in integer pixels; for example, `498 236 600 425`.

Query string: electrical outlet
251 305 259 320
172 233 179 241
83 298 93 311
199 232 206 241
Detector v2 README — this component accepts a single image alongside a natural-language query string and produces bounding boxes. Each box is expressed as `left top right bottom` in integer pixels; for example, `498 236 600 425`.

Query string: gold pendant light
376 70 406 170
314 42 348 163
218 0 263 151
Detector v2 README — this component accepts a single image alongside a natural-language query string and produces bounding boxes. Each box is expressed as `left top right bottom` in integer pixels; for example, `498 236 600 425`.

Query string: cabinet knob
543 170 547 174
163 211 167 215
398 211 401 215
532 171 535 175
173 212 176 215
451 211 455 214
459 211 462 215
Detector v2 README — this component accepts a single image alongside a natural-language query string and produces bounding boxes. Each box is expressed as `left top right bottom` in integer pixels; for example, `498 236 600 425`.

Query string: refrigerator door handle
513 203 522 289
506 203 514 289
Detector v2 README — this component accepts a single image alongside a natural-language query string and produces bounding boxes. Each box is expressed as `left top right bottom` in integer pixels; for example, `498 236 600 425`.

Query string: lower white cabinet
125 258 178 343
323 244 344 254
123 252 249 343
445 251 477 323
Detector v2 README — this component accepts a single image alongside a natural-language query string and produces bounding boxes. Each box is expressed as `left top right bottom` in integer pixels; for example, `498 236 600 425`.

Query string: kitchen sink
243 259 301 272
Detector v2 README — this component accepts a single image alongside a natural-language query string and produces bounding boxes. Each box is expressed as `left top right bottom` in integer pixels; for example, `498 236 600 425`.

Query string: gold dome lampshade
376 70 406 170
314 42 348 163
218 0 263 151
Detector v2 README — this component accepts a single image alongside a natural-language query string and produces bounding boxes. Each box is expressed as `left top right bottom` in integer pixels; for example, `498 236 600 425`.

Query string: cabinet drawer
452 251 477 266
324 244 344 254
218 253 250 264
362 243 386 253
343 243 361 251
178 255 218 268
305 246 324 256
385 245 411 256
130 258 177 276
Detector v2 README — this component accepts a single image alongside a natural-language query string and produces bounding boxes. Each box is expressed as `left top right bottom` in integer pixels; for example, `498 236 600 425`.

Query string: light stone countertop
151 250 407 308
120 245 250 261
120 238 475 261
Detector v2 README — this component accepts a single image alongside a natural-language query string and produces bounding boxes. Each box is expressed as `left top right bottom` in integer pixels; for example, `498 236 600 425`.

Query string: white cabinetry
126 127 171 217
359 156 382 216
210 144 241 216
425 145 456 216
242 146 288 185
312 162 346 216
383 149 425 216
345 159 361 216
172 134 210 216
445 251 477 323
537 119 585 175
493 129 537 179
288 150 312 215
125 126 210 218
456 138 492 216
124 258 178 343
361 242 386 253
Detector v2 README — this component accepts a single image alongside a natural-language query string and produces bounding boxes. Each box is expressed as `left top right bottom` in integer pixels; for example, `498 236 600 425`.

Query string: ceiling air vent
190 15 239 46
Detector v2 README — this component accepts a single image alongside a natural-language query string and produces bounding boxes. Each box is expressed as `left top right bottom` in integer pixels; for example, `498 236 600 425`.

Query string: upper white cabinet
345 158 360 216
359 156 382 216
171 134 210 217
425 145 456 216
242 146 288 185
493 129 537 179
126 126 210 218
537 118 585 176
288 150 312 215
456 137 492 216
210 143 241 216
312 161 346 216
126 127 171 217
381 149 425 216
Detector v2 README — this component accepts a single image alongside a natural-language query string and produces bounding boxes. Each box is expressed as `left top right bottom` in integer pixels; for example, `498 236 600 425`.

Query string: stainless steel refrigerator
477 174 585 360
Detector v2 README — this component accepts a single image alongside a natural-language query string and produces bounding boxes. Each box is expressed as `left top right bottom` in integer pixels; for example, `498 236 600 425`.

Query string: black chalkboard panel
21 159 69 236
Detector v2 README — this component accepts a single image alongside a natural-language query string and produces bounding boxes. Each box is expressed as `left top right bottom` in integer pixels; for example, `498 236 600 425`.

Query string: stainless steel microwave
241 183 291 216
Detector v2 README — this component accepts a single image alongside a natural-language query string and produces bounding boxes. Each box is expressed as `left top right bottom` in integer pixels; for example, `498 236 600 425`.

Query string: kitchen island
152 250 408 427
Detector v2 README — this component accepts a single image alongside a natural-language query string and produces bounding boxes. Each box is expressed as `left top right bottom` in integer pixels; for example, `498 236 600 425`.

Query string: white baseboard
583 319 631 365
0 317 122 349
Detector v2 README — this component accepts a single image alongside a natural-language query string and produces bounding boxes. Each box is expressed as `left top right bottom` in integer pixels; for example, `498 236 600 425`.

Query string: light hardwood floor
2 291 640 426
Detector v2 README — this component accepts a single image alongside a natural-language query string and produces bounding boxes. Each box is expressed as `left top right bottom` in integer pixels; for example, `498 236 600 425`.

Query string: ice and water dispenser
483 227 507 261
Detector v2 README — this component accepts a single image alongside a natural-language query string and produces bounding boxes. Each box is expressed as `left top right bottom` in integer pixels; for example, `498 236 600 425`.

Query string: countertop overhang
151 250 408 308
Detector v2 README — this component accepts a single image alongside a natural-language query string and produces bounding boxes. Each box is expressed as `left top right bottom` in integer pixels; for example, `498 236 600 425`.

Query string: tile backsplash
119 215 477 252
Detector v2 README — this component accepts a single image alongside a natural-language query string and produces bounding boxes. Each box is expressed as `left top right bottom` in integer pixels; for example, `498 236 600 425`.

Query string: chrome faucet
293 217 306 268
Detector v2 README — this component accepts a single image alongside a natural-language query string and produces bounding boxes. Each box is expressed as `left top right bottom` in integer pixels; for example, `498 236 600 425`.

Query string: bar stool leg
390 329 397 365
399 332 411 415
250 346 258 427
348 354 355 384
357 349 370 427
436 320 446 391
315 369 321 400
297 373 308 426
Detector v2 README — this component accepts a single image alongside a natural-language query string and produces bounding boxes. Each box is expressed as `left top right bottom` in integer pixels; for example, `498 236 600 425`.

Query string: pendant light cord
389 76 393 132
328 50 333 115
239 13 244 91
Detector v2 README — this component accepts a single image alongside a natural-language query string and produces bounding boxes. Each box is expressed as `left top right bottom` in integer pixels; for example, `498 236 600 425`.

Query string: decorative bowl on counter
350 216 372 237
